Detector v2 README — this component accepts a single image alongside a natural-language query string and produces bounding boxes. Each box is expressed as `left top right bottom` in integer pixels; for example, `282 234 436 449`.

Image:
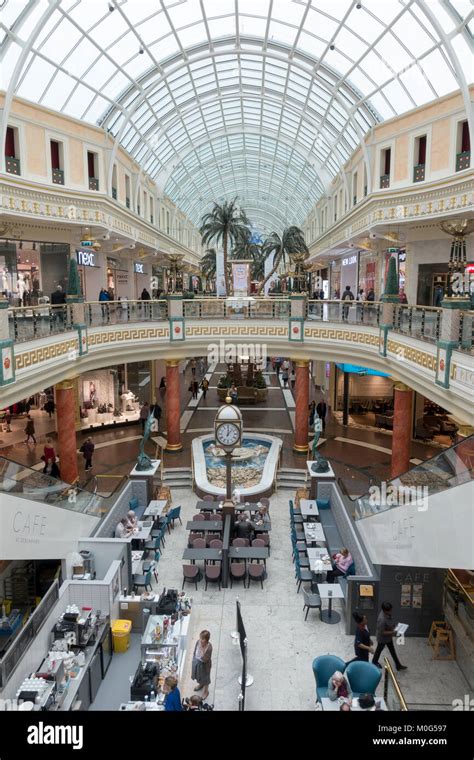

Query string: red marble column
55 379 79 484
391 382 414 478
293 360 309 454
165 359 183 452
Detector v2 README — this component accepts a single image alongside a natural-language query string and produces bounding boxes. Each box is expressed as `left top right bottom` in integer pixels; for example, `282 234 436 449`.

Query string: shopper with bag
191 630 213 700
80 437 95 471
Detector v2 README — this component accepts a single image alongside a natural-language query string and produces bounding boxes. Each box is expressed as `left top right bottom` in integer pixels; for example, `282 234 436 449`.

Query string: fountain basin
192 434 282 498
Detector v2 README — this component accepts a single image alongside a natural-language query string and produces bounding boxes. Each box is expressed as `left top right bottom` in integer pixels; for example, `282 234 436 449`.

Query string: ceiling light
356 2 362 8
330 44 335 51
139 46 144 55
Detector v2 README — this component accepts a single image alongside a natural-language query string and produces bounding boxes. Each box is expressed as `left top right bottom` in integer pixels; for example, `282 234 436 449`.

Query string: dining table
143 500 168 518
186 521 223 532
303 522 326 545
299 499 320 520
317 582 345 624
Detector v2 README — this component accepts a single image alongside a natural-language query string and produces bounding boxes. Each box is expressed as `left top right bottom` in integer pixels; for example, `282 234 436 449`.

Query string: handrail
446 569 474 607
383 656 408 711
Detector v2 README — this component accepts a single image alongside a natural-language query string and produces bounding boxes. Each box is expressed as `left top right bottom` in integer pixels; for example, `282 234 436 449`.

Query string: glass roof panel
1 0 471 232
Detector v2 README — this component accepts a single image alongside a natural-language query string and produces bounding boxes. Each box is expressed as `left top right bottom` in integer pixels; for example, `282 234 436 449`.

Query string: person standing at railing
140 287 151 319
51 285 66 325
367 289 375 301
434 284 444 307
356 288 364 301
98 288 110 320
342 285 354 321
399 288 408 304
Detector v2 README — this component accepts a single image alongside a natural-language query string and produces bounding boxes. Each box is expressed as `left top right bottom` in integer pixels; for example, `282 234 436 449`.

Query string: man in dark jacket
372 602 407 671
80 437 95 471
316 400 327 431
51 285 66 324
150 400 162 431
235 514 254 542
342 285 354 321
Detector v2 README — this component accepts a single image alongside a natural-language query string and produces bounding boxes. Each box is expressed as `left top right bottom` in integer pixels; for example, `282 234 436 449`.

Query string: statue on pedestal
136 412 154 471
311 414 330 473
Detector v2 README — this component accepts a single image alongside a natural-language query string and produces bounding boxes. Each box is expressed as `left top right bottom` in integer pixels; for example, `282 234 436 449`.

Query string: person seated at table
326 547 353 583
328 671 352 702
163 676 183 712
115 517 132 538
125 510 138 531
235 513 254 542
358 693 376 711
255 505 270 523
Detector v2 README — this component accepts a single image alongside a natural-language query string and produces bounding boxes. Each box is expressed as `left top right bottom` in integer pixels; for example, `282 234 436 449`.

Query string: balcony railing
413 164 425 182
52 168 64 185
379 174 390 189
456 151 471 171
89 176 99 191
112 187 117 199
7 298 473 352
5 156 20 175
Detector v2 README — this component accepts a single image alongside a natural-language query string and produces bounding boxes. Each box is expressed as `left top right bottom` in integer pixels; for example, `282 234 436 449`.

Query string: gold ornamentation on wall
16 339 77 370
88 327 169 346
387 340 436 371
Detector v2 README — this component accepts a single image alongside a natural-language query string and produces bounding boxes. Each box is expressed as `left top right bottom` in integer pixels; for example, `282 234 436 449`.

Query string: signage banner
216 248 226 297
341 252 359 294
76 250 96 267
134 262 145 274
232 263 249 296
2 346 13 382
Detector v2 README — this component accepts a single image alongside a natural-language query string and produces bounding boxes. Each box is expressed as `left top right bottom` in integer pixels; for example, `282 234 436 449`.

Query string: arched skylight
1 0 472 234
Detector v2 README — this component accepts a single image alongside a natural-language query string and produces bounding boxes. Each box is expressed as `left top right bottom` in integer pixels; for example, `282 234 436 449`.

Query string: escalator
351 436 474 568
0 456 113 560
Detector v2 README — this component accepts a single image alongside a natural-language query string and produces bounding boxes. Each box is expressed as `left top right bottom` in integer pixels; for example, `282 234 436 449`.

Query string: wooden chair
295 488 309 508
428 621 455 660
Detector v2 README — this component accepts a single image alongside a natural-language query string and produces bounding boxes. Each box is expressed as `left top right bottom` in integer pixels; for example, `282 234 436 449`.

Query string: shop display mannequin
17 273 26 301
121 390 136 413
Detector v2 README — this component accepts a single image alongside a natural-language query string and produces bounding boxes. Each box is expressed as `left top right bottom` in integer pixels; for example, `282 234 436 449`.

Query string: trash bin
112 619 132 653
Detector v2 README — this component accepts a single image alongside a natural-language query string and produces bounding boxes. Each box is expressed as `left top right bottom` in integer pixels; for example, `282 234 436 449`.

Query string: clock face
216 423 240 446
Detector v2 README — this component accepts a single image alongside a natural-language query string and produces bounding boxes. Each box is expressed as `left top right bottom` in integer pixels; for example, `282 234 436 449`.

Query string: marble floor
140 488 472 712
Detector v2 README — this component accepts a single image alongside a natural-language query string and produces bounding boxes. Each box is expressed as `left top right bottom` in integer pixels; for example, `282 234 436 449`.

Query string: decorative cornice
0 176 201 264
308 176 474 258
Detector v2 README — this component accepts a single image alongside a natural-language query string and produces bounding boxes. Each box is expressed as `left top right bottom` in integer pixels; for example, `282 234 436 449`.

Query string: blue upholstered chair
316 498 330 510
345 661 382 697
129 496 139 511
345 561 356 577
312 655 346 701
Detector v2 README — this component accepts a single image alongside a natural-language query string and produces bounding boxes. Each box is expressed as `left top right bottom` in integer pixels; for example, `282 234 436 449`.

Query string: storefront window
0 239 68 305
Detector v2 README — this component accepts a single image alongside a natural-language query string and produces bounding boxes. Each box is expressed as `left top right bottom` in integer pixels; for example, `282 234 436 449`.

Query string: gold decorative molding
165 359 180 368
393 381 412 392
15 339 77 370
386 340 437 372
88 327 168 346
305 326 379 347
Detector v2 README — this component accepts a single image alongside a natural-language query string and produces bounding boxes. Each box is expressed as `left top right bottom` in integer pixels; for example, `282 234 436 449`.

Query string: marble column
55 379 79 484
391 382 414 479
165 359 183 452
293 359 309 454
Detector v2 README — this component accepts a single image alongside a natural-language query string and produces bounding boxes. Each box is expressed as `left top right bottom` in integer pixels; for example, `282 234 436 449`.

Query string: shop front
107 257 131 301
76 248 104 301
340 252 359 296
0 239 68 305
358 251 378 299
134 261 150 299
330 259 341 298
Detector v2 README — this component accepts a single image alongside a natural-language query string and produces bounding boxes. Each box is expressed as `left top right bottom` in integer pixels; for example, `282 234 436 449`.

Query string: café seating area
181 495 271 590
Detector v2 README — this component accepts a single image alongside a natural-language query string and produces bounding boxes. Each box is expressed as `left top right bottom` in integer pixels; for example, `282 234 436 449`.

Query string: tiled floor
126 488 472 712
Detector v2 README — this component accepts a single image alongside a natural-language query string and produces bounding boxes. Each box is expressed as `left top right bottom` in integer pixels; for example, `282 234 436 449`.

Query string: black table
196 501 258 513
249 521 272 533
186 521 223 532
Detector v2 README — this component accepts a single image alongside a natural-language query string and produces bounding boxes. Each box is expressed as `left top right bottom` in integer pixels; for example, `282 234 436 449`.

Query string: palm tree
258 226 309 294
200 199 249 294
200 247 217 291
232 228 266 281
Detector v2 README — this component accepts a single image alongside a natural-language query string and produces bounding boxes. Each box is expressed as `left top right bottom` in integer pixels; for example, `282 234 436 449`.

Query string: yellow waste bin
112 619 132 653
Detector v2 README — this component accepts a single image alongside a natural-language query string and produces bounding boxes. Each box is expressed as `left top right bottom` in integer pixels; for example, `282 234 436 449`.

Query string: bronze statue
136 411 155 471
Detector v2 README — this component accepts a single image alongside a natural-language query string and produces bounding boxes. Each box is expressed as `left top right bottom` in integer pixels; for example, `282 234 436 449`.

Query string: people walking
372 602 407 671
140 288 151 318
150 400 162 431
346 613 374 665
192 379 199 399
24 416 36 444
282 367 289 388
190 359 197 377
191 630 213 700
80 437 95 471
3 410 12 432
274 358 282 378
201 377 209 399
290 368 296 390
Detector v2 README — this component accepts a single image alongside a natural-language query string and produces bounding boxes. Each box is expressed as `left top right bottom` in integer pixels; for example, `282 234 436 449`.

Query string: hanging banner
264 253 279 295
232 262 250 296
216 248 226 297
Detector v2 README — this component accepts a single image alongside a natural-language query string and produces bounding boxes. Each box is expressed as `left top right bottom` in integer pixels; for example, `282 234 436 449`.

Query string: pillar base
293 443 309 454
165 442 183 452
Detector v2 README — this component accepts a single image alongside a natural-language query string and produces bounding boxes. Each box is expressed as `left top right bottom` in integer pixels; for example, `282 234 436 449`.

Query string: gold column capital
393 381 412 392
293 359 310 368
55 379 75 391
165 359 180 368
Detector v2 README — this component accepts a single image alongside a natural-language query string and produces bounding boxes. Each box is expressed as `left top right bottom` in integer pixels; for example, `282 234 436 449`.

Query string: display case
141 613 190 679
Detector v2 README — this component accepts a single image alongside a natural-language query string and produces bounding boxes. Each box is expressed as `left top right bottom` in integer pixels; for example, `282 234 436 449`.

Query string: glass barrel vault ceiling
1 0 472 234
